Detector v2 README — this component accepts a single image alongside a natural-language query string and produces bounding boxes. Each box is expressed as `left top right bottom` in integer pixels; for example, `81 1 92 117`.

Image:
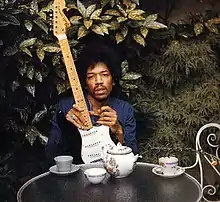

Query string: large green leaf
90 8 102 20
25 84 35 97
77 0 87 18
132 33 145 46
143 14 158 26
91 25 104 35
194 23 204 36
78 25 89 39
24 20 33 31
86 4 96 18
19 38 37 49
33 18 48 34
36 48 45 62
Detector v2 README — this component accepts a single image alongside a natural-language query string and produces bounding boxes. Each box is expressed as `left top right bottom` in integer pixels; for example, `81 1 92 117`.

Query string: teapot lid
107 143 132 155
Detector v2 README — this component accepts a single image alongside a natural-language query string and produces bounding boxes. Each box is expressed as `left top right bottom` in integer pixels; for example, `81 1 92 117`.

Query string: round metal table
17 162 202 202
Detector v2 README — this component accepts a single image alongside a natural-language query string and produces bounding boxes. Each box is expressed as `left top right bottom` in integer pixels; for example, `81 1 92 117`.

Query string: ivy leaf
101 15 113 21
86 4 96 18
91 25 104 35
117 5 127 17
43 45 61 53
27 65 35 80
25 84 35 97
56 82 67 94
36 48 45 62
100 23 110 34
33 18 48 34
194 23 204 36
121 60 129 76
77 25 89 39
34 71 43 82
70 16 82 25
115 32 125 43
84 19 93 29
77 0 87 18
146 21 167 29
104 9 121 16
38 11 47 21
19 38 37 49
143 14 158 26
132 33 145 46
121 26 128 37
66 3 78 10
122 72 142 80
128 9 145 20
90 8 102 20
20 48 32 57
24 20 33 31
140 26 148 38
117 17 127 23
205 22 219 34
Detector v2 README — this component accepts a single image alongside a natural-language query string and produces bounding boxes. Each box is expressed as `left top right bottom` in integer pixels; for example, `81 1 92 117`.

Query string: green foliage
67 0 166 46
136 35 220 164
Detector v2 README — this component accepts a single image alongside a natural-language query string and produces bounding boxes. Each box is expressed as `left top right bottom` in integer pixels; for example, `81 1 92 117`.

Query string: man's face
86 62 113 101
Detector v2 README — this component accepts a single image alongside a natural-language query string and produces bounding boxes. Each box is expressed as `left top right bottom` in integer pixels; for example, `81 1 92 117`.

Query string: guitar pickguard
78 125 116 163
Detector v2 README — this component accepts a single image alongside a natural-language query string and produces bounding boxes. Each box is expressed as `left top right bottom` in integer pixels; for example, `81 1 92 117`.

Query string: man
46 43 137 164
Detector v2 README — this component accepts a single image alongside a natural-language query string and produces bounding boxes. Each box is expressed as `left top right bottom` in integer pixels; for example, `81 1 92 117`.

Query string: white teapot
102 143 140 178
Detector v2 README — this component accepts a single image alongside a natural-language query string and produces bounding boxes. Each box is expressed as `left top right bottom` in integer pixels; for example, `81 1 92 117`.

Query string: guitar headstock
53 0 71 39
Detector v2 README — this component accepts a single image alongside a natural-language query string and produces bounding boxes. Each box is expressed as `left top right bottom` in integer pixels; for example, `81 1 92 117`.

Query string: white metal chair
184 123 220 202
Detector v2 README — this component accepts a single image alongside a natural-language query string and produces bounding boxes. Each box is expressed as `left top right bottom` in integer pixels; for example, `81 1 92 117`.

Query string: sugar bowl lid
107 143 132 155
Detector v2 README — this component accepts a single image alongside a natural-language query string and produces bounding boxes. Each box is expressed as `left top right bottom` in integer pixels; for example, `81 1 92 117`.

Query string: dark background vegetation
1 0 220 201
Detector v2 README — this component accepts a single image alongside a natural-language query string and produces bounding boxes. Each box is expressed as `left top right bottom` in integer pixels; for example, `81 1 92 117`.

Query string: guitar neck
58 37 93 128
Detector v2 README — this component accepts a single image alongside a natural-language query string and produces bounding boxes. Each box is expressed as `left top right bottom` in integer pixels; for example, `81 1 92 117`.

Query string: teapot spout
134 154 142 162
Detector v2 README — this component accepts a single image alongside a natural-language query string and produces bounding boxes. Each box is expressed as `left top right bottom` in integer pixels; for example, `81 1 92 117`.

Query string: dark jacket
46 96 137 165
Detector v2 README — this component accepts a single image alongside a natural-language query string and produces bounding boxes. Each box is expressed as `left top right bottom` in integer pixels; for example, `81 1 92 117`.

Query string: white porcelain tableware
84 168 107 184
152 166 185 178
49 164 80 175
54 155 73 172
102 143 140 178
158 156 178 175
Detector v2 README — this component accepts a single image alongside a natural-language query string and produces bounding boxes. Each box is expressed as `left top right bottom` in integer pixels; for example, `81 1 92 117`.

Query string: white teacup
159 156 178 175
54 155 73 172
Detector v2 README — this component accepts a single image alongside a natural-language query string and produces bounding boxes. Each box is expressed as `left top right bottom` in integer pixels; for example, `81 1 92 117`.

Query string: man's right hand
66 104 90 130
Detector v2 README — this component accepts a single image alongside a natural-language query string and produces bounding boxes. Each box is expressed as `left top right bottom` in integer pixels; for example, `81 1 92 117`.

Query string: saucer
152 166 185 178
49 164 80 175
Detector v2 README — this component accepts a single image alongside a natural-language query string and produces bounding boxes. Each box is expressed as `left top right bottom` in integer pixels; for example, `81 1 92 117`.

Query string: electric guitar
53 0 116 163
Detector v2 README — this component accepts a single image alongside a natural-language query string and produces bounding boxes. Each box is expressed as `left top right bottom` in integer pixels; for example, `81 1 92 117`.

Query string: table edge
16 162 203 202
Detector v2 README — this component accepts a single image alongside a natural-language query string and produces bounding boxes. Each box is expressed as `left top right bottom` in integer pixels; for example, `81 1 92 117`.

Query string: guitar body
78 125 116 163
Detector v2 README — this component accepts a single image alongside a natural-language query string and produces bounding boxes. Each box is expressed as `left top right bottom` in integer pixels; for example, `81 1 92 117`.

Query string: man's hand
91 106 123 143
66 104 90 130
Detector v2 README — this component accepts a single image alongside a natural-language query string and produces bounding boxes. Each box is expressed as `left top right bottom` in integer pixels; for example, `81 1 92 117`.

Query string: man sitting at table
46 42 137 164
